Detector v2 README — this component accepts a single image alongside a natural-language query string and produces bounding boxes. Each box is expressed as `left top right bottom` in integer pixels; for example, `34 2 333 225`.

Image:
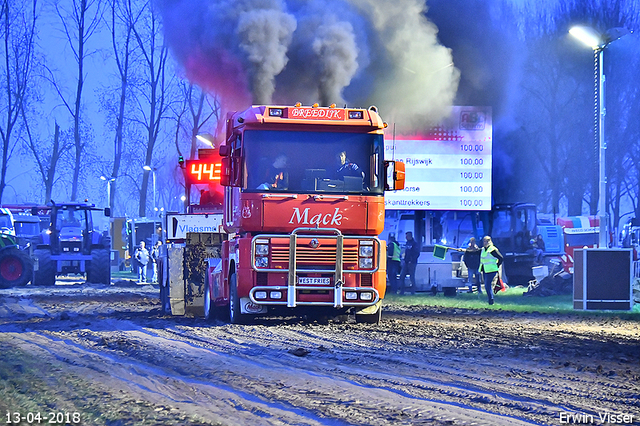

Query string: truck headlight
345 292 357 300
359 257 373 269
360 292 373 301
255 257 268 268
256 243 269 256
359 246 373 257
255 291 267 299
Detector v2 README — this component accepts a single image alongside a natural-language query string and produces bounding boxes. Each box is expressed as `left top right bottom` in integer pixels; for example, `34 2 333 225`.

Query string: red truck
556 216 600 273
200 104 404 324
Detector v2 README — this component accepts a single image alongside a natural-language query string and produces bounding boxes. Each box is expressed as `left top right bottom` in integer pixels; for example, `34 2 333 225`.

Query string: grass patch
112 270 138 280
385 286 640 317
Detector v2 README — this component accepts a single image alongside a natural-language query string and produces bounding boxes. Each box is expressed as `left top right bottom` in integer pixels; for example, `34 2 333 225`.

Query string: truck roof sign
281 107 346 121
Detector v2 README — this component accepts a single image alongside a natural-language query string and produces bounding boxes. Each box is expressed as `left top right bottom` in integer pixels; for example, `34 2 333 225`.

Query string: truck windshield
243 130 384 195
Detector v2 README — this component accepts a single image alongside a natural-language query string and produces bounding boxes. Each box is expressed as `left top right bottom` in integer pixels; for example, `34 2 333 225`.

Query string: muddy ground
0 281 638 426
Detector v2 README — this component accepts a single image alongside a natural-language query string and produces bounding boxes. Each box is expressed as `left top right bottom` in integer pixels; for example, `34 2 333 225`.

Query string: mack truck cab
204 104 404 324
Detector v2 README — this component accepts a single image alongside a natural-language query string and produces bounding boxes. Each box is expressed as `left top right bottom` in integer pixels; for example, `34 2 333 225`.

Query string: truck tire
355 305 382 324
33 249 56 286
87 249 111 285
0 247 33 288
204 274 215 321
229 272 244 324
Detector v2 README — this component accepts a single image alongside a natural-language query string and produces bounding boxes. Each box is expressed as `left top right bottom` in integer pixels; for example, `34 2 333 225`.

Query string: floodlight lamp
570 26 602 49
196 133 215 147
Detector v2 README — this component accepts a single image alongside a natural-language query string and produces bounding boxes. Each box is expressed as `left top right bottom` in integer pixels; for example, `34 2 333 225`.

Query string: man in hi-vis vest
479 236 504 305
387 234 401 293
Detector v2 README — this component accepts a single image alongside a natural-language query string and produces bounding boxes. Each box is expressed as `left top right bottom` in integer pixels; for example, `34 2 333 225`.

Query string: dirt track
0 282 638 426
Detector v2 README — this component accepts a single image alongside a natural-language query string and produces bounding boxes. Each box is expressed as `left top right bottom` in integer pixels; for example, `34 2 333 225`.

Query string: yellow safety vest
479 245 499 273
390 242 401 262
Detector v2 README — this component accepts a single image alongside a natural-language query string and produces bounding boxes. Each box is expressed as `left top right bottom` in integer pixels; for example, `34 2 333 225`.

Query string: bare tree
102 0 140 215
182 82 220 160
516 36 593 216
0 0 38 202
130 0 171 217
49 0 103 201
167 81 221 208
22 118 71 202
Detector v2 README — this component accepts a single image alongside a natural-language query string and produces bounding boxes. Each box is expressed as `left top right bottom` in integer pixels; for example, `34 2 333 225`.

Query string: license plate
297 277 330 285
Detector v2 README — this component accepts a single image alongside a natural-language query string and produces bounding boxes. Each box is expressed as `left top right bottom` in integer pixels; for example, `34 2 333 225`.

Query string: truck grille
271 240 358 268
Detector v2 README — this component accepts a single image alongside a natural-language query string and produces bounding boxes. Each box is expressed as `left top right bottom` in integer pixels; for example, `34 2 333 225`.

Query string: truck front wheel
204 274 216 321
355 302 382 324
228 272 244 324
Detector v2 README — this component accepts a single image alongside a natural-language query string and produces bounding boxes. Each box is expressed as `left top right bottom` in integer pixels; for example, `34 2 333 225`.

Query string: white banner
166 213 224 240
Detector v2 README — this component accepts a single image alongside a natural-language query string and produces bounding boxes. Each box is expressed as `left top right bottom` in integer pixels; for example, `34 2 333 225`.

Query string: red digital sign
185 159 222 185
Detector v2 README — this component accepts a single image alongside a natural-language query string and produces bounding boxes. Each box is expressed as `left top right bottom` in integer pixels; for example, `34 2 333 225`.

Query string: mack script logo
289 207 343 226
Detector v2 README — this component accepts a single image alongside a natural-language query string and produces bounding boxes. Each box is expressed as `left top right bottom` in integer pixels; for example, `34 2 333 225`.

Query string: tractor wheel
0 247 33 288
87 249 111 285
33 249 56 286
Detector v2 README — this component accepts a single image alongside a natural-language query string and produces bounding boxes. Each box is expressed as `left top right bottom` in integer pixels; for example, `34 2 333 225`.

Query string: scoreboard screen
384 106 492 211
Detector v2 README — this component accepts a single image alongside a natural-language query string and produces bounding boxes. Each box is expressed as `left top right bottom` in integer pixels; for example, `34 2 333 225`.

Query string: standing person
151 241 162 284
387 234 401 294
463 237 482 294
134 241 149 284
533 234 545 265
399 231 420 295
479 236 504 305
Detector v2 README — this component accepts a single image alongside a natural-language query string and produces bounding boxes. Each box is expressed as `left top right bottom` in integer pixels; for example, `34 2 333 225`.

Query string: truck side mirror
384 160 405 191
104 207 111 217
219 145 231 156
220 157 231 186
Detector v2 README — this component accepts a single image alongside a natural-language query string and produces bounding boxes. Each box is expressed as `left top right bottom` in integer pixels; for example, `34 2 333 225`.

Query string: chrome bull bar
250 227 381 308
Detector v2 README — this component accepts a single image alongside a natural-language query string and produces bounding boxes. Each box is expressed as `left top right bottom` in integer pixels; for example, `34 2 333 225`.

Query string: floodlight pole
570 25 631 248
596 46 607 248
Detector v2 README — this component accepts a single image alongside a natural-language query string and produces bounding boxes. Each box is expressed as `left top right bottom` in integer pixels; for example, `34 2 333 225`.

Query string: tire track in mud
26 323 535 426
36 322 536 425
2 331 346 426
150 320 639 425
0 287 638 425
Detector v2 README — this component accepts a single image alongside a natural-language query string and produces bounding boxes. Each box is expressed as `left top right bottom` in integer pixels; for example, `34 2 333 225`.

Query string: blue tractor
31 202 111 286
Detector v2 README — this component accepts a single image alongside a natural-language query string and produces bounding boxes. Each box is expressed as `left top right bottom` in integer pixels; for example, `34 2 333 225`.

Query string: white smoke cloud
158 0 460 127
346 0 460 126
